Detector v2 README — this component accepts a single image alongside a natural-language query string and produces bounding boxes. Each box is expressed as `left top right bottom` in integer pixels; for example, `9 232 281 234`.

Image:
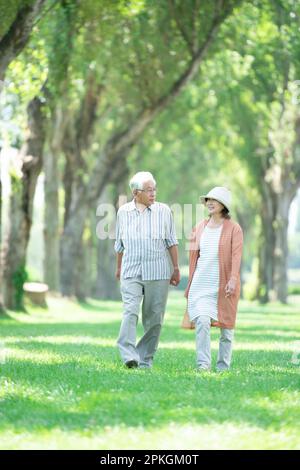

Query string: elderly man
114 171 180 369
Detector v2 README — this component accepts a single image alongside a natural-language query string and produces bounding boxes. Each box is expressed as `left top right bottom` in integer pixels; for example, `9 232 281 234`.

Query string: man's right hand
170 268 180 286
115 268 121 281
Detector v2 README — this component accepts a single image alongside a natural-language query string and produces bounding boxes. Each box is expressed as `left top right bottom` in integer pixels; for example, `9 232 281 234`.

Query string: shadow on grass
77 301 122 313
78 294 122 313
0 311 21 321
0 309 299 436
2 310 298 337
0 321 121 338
0 336 299 435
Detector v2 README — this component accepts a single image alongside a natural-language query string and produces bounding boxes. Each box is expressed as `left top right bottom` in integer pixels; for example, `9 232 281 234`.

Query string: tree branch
87 1 237 203
167 0 194 55
0 0 46 81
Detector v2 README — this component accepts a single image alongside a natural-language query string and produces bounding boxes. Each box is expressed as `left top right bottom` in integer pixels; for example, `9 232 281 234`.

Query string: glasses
138 188 157 194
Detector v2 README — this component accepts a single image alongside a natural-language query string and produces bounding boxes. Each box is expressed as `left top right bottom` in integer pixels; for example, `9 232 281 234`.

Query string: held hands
225 278 236 298
170 268 180 286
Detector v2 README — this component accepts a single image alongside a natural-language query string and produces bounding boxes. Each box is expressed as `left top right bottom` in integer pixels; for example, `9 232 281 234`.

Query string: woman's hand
225 278 236 298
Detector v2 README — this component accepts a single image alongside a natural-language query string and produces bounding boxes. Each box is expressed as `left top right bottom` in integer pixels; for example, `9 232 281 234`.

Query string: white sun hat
200 187 231 211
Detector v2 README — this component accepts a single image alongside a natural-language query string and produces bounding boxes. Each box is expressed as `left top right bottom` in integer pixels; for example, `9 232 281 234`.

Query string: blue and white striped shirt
114 199 178 280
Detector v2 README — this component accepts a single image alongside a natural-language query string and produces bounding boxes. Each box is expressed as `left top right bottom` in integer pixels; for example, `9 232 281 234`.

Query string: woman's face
205 198 224 216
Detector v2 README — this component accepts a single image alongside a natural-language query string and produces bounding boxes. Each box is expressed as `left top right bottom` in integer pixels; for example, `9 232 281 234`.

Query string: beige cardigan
184 218 243 329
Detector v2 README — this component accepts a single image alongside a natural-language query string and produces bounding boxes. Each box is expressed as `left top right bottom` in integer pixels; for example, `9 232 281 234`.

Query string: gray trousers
117 276 169 367
195 315 234 370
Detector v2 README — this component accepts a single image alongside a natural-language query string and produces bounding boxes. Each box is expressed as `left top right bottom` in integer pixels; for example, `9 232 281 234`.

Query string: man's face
135 180 157 206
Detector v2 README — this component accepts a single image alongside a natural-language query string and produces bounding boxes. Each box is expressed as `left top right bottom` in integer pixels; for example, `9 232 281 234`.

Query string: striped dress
187 224 223 322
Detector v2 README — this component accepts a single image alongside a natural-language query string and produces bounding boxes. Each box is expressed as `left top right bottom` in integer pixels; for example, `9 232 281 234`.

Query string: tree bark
0 164 3 312
256 180 276 303
43 149 60 291
2 95 45 309
42 0 78 293
257 174 299 304
43 105 67 291
74 235 88 302
257 220 275 303
273 187 296 303
93 185 126 300
60 195 88 297
94 236 121 300
255 85 300 303
0 0 46 81
60 72 101 297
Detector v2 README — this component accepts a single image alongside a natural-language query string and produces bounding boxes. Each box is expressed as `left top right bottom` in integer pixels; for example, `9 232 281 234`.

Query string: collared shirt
114 199 178 280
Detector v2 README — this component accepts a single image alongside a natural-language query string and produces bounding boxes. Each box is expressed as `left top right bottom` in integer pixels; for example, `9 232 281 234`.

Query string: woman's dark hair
221 207 231 219
205 198 231 219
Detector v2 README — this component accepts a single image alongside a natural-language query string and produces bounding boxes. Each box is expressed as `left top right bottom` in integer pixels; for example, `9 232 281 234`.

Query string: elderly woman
184 187 243 372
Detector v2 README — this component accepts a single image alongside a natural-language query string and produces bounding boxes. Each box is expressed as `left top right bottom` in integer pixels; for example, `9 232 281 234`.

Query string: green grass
0 291 300 450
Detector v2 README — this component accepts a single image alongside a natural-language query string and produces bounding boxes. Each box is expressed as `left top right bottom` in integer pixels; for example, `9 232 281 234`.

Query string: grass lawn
0 290 299 450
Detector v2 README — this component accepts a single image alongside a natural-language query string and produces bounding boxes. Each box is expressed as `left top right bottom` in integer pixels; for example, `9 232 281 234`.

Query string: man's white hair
129 171 156 191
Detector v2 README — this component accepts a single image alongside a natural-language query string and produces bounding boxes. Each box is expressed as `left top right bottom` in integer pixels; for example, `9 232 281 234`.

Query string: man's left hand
170 268 180 286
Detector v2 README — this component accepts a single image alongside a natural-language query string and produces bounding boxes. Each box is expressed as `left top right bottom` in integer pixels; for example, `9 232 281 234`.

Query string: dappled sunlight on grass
161 341 195 350
7 335 116 347
0 292 299 449
4 348 65 365
0 421 299 450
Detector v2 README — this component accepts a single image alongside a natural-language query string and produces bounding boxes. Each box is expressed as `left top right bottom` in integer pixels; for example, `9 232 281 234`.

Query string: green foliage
9 169 23 193
44 0 79 93
12 264 28 310
26 266 42 283
288 285 300 296
0 0 34 39
243 258 259 301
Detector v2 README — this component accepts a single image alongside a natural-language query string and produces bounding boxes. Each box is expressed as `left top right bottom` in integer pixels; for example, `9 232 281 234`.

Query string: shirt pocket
146 239 166 260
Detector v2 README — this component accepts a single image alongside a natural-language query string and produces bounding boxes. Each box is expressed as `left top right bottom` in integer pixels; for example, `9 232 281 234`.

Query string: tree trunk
59 72 103 297
43 149 60 291
74 235 87 302
0 166 4 312
93 186 126 300
42 0 78 293
257 177 297 304
257 177 277 303
43 105 66 292
60 147 129 298
60 190 88 297
295 189 300 233
273 188 296 303
2 95 45 309
94 237 121 301
256 179 276 303
257 215 275 303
